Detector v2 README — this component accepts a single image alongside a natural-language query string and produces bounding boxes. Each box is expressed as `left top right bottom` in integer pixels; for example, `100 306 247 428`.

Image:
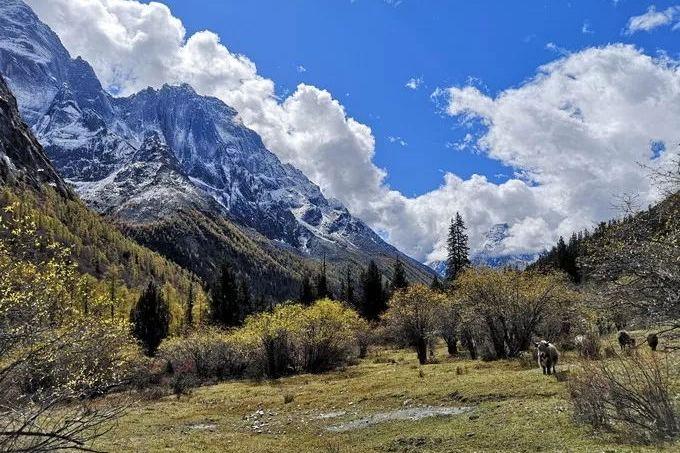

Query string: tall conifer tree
445 212 471 284
315 255 331 299
238 278 252 321
361 260 386 320
300 274 315 306
130 282 170 356
391 257 408 291
430 275 444 291
345 266 355 306
210 263 239 327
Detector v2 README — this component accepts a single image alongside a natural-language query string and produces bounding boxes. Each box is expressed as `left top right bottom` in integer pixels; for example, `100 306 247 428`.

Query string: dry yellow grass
95 340 680 452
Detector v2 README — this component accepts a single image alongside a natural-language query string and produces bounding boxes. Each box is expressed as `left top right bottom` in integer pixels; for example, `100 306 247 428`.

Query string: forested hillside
0 0 434 302
0 73 204 325
531 187 679 324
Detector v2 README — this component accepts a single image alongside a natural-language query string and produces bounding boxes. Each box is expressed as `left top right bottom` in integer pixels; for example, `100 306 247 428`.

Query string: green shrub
240 299 364 376
152 300 365 384
300 299 363 372
158 328 252 381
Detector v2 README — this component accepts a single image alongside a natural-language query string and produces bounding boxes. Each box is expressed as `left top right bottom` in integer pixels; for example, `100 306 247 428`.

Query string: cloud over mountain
26 1 678 264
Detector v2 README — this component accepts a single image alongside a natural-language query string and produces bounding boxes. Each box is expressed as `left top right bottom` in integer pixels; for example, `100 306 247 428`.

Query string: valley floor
98 342 680 452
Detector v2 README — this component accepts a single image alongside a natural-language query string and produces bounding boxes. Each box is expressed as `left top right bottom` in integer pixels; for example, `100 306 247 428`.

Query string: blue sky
159 0 678 197
29 0 680 261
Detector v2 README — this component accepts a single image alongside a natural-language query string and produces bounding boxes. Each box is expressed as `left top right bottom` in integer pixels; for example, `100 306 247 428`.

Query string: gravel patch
326 406 473 432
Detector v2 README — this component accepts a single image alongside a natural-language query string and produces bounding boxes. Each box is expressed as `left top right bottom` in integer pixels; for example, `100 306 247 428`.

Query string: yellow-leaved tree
0 202 139 452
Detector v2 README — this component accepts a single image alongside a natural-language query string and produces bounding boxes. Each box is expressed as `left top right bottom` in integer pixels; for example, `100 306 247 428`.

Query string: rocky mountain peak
0 73 70 195
0 1 436 289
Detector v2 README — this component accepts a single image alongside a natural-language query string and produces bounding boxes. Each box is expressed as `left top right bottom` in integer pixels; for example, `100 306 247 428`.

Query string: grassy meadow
99 335 680 453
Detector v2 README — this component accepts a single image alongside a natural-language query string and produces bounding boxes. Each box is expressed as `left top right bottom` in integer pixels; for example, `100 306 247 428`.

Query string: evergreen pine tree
315 256 331 299
361 260 386 320
390 257 408 291
130 282 170 356
238 278 252 322
555 236 567 269
300 274 316 306
445 212 471 284
210 263 239 327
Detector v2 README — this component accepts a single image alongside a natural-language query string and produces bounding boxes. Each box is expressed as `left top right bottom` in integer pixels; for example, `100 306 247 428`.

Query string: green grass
96 341 680 452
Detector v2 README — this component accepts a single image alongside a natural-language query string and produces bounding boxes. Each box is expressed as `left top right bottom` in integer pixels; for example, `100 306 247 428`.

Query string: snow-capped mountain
0 0 434 289
472 223 539 269
428 223 539 275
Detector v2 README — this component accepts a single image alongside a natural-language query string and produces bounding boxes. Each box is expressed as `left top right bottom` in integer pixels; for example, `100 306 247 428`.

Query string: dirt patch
326 406 472 432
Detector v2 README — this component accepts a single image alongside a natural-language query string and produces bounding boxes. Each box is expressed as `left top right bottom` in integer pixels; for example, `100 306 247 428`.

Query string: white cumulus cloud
25 1 678 265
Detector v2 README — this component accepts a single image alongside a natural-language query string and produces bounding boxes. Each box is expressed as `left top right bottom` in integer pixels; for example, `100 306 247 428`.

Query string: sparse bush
354 319 373 358
603 345 618 358
283 393 295 404
171 373 198 398
516 351 535 369
456 268 581 360
580 331 602 359
436 295 462 356
240 303 304 378
158 328 252 382
383 285 446 365
568 353 679 442
239 299 364 377
299 299 364 372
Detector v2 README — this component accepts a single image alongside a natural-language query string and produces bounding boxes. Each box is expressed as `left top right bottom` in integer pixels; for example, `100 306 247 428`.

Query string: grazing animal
535 340 559 375
617 330 636 350
574 335 585 356
647 333 659 351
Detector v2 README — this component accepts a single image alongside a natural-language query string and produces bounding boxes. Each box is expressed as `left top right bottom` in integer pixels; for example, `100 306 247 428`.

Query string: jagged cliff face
0 0 434 290
0 72 69 195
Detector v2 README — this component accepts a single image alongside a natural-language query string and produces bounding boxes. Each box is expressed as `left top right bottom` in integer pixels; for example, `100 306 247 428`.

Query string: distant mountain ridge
0 0 434 297
428 223 539 275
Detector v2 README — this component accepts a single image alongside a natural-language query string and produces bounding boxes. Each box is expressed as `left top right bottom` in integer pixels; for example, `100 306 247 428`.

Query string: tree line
128 211 473 356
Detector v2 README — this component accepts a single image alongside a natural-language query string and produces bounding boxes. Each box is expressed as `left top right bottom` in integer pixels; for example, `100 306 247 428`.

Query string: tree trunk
416 337 428 365
445 336 458 355
486 317 507 359
462 330 477 360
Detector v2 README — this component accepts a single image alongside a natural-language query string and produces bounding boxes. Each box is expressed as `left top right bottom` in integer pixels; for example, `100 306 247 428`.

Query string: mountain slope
0 0 434 297
0 69 68 194
0 71 202 315
530 191 679 284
